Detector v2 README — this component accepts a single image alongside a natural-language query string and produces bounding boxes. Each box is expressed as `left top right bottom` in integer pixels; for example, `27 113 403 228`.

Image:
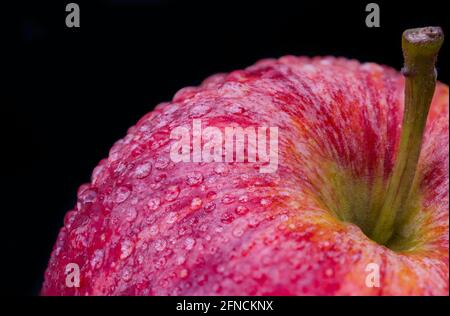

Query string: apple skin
42 56 448 295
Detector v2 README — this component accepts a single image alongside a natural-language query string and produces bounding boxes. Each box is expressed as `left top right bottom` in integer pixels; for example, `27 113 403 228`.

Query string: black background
4 0 448 296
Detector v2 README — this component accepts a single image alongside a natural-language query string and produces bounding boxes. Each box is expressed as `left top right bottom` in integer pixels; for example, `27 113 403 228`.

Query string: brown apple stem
371 27 444 245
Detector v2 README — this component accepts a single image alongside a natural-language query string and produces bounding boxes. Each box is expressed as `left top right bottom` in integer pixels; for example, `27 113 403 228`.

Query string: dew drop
120 239 134 259
122 266 133 281
154 239 167 252
78 188 97 204
154 174 167 183
176 255 186 266
186 172 203 186
184 237 195 250
155 257 167 269
207 191 217 199
240 174 249 181
135 161 152 179
235 205 249 215
155 156 170 170
221 194 235 204
113 186 131 204
149 224 159 236
124 207 137 222
260 198 272 206
178 226 188 236
165 186 180 201
130 197 139 205
190 197 203 211
248 217 260 228
114 161 128 176
238 195 248 203
204 201 216 213
90 249 104 269
133 254 143 265
147 197 161 211
166 212 178 224
150 182 162 190
221 212 235 224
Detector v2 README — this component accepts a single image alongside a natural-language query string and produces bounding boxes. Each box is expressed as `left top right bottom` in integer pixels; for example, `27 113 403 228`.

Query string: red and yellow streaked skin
42 56 449 295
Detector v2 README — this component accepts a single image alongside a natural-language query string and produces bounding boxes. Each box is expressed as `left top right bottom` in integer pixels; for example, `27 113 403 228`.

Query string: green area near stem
314 27 443 251
315 162 425 252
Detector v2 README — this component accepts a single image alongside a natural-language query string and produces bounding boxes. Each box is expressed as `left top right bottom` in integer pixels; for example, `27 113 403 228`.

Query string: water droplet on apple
78 188 97 204
235 205 249 215
166 212 178 224
90 249 104 269
147 197 161 211
154 173 166 183
204 201 216 213
186 172 203 186
248 216 260 228
124 207 137 222
176 255 186 266
155 156 170 170
121 266 132 281
113 186 131 204
120 239 134 259
238 195 248 203
149 224 159 236
134 161 152 179
221 194 235 204
154 239 167 252
190 197 203 210
165 186 180 201
114 161 128 176
155 257 166 269
207 191 217 199
184 237 195 250
221 212 235 224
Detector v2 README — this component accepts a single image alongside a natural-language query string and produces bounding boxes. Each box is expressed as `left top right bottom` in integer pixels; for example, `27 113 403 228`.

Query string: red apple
42 27 448 295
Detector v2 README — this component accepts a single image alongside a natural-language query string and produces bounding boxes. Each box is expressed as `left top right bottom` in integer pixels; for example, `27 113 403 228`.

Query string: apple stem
370 27 444 246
